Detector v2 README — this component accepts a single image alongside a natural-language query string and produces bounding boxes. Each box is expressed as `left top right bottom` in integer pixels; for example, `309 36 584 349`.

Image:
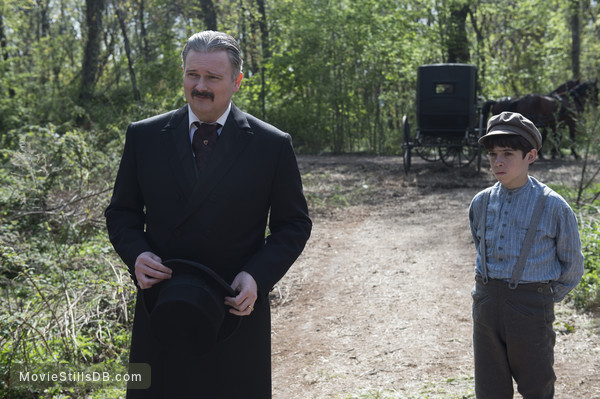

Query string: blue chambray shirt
469 176 584 302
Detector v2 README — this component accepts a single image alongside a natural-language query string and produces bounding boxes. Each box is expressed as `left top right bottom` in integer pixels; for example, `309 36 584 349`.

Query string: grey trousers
471 277 556 399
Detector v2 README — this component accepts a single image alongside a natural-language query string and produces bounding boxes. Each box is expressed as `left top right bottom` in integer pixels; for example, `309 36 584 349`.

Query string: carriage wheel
438 144 478 168
415 146 442 162
414 135 441 162
402 115 412 174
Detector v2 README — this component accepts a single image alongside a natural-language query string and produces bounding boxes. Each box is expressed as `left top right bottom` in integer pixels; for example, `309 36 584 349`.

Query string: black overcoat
105 104 311 398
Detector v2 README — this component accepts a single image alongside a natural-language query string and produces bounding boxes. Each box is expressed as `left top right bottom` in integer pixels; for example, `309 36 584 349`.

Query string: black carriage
402 63 485 173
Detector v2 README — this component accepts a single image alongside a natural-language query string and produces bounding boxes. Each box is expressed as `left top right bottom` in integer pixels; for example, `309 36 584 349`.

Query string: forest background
1 0 599 398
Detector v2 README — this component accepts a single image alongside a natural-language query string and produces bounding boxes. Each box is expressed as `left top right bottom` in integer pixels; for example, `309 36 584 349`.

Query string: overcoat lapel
175 104 253 228
160 106 197 197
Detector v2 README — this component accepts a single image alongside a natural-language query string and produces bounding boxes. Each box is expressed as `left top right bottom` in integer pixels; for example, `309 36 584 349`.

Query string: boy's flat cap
479 112 542 151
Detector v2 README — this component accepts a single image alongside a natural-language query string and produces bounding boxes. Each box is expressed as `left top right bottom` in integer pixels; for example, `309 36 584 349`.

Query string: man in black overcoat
105 30 312 398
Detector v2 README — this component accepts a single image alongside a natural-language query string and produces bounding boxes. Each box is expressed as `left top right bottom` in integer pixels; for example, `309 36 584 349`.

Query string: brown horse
482 94 561 158
483 80 598 159
547 79 581 157
561 80 599 113
549 79 580 97
551 80 599 158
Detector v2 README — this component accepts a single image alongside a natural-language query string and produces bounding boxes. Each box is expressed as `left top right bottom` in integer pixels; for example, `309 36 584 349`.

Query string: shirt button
498 246 503 250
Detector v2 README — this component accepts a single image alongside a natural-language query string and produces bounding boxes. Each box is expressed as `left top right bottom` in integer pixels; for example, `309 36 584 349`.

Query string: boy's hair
481 134 534 158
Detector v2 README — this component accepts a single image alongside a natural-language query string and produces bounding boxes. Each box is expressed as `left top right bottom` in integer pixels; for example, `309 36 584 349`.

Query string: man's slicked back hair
181 31 243 81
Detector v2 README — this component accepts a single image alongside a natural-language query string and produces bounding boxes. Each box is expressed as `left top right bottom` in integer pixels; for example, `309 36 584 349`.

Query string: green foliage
556 110 600 310
2 0 599 153
569 210 600 310
0 123 133 398
260 0 433 154
474 0 574 97
1 0 599 396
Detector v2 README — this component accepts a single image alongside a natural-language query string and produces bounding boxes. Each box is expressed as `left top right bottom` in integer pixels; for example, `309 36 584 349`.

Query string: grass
328 375 475 399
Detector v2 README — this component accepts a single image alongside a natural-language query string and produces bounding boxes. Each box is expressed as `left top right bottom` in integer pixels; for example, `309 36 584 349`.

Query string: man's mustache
192 90 214 101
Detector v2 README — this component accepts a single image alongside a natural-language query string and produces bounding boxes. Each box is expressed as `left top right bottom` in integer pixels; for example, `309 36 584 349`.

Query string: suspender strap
479 187 549 289
479 190 490 284
508 189 548 289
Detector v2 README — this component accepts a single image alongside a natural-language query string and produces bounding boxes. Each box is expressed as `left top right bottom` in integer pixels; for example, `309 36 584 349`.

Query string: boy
469 111 584 398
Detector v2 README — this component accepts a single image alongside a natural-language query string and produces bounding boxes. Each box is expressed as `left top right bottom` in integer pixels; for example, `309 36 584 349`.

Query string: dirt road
271 155 600 399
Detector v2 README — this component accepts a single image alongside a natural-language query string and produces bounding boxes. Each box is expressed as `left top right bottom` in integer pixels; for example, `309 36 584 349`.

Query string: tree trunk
37 0 50 85
257 0 269 120
114 2 141 101
570 0 581 79
138 0 151 62
37 0 50 38
79 0 105 102
468 7 486 92
199 0 217 30
0 12 8 63
446 2 470 63
0 11 15 97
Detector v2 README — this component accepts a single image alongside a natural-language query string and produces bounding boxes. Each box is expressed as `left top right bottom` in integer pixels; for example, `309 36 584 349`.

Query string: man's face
183 50 243 123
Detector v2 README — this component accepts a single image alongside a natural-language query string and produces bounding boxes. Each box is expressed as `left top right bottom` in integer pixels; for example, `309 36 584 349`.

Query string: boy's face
487 146 537 189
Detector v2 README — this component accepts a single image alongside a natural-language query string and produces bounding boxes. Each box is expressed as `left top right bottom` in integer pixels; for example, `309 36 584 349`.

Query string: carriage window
435 83 455 94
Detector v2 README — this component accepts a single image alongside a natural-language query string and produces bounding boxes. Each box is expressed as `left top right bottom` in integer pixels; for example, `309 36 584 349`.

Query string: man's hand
225 271 258 316
134 252 172 289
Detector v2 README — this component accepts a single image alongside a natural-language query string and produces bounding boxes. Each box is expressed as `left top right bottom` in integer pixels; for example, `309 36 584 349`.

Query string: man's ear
233 72 243 92
527 149 538 163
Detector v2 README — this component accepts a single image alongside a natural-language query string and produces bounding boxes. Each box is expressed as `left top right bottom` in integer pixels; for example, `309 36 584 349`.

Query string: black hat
479 111 543 151
142 259 240 356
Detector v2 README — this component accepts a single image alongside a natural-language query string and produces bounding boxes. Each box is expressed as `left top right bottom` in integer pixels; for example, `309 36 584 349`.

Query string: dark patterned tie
192 122 219 173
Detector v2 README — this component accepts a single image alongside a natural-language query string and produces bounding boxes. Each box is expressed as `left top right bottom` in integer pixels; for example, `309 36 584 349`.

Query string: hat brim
478 130 519 144
142 259 241 355
163 259 237 297
480 121 542 150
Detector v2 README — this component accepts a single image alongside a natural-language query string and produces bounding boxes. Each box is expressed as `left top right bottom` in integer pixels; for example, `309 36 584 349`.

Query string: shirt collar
188 102 231 132
498 175 534 196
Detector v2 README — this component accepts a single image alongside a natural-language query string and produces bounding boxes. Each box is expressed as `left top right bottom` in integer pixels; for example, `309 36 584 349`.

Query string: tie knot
192 123 219 150
192 122 220 173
